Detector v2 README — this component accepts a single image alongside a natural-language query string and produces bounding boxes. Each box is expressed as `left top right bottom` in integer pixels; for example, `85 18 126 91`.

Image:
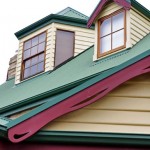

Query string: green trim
0 125 7 139
15 14 94 39
131 0 150 18
6 49 150 129
29 131 150 146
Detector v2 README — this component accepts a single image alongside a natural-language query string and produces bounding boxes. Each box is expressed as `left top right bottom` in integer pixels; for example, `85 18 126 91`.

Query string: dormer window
22 32 46 79
97 9 126 57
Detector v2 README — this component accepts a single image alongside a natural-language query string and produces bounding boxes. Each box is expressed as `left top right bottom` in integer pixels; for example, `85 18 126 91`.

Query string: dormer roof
87 0 150 28
15 7 89 39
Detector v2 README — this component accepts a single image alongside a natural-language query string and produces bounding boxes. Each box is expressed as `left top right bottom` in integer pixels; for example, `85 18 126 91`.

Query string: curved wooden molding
87 0 131 28
8 56 150 143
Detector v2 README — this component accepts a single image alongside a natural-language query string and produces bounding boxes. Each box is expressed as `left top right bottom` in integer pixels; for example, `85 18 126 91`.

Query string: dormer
15 7 95 84
87 0 150 60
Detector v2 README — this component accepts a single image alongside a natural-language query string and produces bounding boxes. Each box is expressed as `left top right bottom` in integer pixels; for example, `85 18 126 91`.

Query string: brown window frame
97 9 126 58
21 32 47 80
54 29 75 67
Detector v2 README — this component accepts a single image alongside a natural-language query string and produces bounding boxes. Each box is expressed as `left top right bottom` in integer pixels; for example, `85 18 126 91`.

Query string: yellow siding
43 73 150 135
15 23 94 84
130 8 150 46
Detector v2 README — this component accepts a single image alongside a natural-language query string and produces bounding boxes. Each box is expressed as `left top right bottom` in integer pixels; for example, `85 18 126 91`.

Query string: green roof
15 7 90 39
57 7 89 20
0 34 149 115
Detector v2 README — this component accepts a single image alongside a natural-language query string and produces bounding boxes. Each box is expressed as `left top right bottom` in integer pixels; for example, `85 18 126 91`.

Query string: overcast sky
0 0 149 84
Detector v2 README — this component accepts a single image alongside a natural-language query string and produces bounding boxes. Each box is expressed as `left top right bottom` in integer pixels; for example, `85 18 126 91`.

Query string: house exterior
0 0 150 149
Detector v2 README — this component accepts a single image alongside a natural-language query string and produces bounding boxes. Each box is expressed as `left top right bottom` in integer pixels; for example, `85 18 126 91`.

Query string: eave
4 54 150 143
15 14 94 40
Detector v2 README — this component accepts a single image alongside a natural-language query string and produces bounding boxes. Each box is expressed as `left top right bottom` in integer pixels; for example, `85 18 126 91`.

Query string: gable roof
87 0 150 28
15 7 89 39
0 33 149 115
57 7 89 20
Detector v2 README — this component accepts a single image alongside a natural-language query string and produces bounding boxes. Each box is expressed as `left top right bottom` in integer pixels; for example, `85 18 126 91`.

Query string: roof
0 33 149 115
87 0 150 28
15 7 90 39
57 7 89 20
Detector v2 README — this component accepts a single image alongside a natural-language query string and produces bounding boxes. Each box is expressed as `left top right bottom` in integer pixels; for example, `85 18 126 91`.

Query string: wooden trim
8 56 150 143
21 31 47 81
97 9 126 58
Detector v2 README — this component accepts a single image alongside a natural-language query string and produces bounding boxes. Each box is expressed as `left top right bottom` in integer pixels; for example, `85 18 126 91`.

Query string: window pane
39 53 44 62
24 40 31 50
31 56 38 66
38 42 45 53
32 37 38 47
55 30 74 67
112 12 124 32
31 65 37 76
31 46 38 56
25 60 30 68
24 49 30 59
24 68 30 79
100 35 111 53
112 29 124 49
100 18 111 37
39 33 46 43
38 62 44 72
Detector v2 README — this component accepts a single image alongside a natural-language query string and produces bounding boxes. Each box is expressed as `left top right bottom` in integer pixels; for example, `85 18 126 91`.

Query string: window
22 32 46 79
98 9 126 57
55 30 74 67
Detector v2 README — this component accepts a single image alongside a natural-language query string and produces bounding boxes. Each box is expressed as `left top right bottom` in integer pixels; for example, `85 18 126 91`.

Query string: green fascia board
131 0 150 18
0 125 7 139
29 131 150 146
15 14 91 40
6 49 150 129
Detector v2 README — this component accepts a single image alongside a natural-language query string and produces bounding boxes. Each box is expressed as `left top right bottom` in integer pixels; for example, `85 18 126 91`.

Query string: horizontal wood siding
130 8 150 46
15 23 94 84
43 73 150 134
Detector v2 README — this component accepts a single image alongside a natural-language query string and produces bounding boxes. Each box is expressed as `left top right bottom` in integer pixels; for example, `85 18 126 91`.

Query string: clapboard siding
43 73 150 134
15 23 94 84
130 8 150 46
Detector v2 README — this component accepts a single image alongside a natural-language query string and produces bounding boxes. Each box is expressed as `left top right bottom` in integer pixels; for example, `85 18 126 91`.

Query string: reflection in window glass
31 65 37 76
22 32 46 79
38 62 44 72
24 40 31 50
100 18 111 37
38 42 45 53
112 29 124 49
112 12 124 32
100 35 111 53
32 37 38 47
39 33 46 43
24 49 30 60
24 68 30 79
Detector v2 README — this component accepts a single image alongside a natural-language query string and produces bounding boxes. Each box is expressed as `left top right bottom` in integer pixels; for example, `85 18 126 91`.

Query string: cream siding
130 8 150 46
43 73 150 135
15 23 94 84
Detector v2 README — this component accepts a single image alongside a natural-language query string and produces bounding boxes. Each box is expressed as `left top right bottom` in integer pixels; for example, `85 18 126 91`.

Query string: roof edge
30 131 150 146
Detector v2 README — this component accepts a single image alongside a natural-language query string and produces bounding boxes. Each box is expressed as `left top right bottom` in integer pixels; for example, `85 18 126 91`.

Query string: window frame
54 29 75 67
21 31 47 80
97 9 126 58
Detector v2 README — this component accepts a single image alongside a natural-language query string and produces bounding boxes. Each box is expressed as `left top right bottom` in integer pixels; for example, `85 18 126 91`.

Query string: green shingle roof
57 7 89 20
0 34 149 114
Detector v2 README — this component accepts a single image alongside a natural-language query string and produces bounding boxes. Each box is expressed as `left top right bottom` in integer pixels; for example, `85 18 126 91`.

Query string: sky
0 0 149 84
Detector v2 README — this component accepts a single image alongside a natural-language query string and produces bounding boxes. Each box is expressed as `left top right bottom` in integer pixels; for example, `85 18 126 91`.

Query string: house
0 0 150 149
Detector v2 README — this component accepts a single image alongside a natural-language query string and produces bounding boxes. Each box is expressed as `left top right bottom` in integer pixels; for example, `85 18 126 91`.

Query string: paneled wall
43 73 150 135
15 23 94 84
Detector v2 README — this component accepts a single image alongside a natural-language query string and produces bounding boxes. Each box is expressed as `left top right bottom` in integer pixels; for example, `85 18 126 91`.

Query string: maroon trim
8 56 150 143
87 0 131 28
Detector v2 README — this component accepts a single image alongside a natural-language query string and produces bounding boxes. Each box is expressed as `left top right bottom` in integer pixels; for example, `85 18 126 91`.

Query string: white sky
0 0 149 84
